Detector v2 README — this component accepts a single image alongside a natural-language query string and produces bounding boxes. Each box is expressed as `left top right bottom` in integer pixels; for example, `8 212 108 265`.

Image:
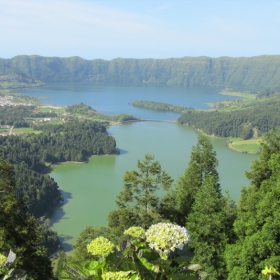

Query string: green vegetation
130 100 192 113
60 223 208 280
225 130 280 279
178 94 280 141
0 105 57 127
0 249 28 279
12 127 42 134
219 90 256 100
2 55 280 91
160 135 221 226
0 120 117 217
39 106 66 113
0 73 44 89
0 157 55 279
56 136 235 279
0 119 118 256
0 99 138 136
186 176 228 280
108 154 173 237
3 129 280 279
160 135 231 280
228 138 261 153
66 102 97 116
65 103 139 123
56 131 280 279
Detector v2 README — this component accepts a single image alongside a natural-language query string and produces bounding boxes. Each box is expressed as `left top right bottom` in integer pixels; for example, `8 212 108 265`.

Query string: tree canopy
108 154 173 236
0 156 55 279
161 135 220 226
226 129 280 279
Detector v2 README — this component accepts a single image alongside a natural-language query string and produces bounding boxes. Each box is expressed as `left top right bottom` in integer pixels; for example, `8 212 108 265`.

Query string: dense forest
0 120 118 217
0 156 56 279
1 55 280 91
0 118 118 262
178 94 280 139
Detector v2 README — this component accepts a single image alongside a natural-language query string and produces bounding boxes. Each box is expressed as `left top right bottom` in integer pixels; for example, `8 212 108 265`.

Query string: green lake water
20 82 258 250
50 122 257 251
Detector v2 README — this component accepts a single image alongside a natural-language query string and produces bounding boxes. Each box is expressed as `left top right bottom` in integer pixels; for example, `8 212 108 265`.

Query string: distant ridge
1 55 280 91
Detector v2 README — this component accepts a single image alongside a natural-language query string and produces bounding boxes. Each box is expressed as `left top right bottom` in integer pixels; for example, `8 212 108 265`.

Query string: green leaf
137 255 160 273
85 260 100 271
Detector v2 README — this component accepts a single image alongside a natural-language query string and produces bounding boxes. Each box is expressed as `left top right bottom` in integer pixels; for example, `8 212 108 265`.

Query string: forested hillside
1 55 280 90
0 120 117 217
178 94 280 139
0 156 56 279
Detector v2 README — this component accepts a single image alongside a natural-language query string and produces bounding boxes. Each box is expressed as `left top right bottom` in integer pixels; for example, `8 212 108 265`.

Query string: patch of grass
220 90 256 100
228 137 261 154
38 106 66 113
12 127 42 134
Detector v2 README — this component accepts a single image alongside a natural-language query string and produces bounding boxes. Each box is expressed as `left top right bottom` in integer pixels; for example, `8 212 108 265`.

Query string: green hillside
1 55 280 90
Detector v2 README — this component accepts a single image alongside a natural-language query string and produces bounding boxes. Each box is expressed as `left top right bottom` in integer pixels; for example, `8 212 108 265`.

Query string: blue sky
1 0 280 60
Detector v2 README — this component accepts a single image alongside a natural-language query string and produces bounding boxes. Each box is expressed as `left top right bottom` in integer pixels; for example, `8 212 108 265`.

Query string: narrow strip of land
117 119 177 125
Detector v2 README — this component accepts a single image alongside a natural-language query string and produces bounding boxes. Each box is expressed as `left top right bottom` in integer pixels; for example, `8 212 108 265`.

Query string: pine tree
161 135 220 226
108 154 173 235
186 176 227 280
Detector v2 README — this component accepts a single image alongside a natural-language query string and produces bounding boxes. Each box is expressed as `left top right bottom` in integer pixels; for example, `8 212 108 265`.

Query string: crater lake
20 82 258 250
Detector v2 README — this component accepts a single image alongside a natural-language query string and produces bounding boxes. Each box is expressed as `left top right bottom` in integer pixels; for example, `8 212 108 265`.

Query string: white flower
146 223 190 257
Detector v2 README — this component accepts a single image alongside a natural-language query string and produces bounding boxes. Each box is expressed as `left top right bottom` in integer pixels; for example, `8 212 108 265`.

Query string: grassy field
220 90 257 100
12 127 42 134
208 92 275 112
228 137 261 154
38 106 66 113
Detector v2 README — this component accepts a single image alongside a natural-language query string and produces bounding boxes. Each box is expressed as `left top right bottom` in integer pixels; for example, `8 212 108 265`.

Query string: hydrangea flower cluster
102 271 137 280
124 226 145 239
0 253 6 266
146 223 190 256
87 236 115 258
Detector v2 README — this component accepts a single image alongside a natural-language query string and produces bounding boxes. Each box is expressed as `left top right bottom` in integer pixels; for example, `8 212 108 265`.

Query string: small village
0 94 61 136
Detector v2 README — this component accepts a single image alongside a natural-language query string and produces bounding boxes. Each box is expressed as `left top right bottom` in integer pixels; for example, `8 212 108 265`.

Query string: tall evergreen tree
226 130 280 280
161 135 220 226
108 154 173 236
0 156 54 280
186 176 227 280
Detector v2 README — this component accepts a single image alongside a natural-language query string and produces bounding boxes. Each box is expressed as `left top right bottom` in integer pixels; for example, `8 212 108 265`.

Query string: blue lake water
20 82 238 119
